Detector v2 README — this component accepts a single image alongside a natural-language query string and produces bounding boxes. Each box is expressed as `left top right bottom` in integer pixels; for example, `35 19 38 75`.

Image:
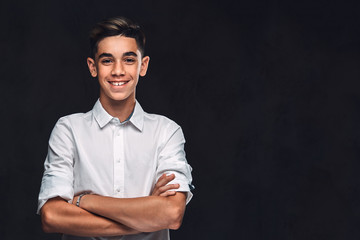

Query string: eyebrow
98 53 113 59
97 51 138 59
123 51 138 57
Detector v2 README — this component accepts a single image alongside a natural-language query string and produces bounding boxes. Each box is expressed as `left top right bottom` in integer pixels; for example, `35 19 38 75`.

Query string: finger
158 173 166 181
166 183 180 190
152 174 177 196
155 173 167 185
154 174 166 189
160 191 176 197
161 173 175 184
155 173 175 189
152 183 179 196
157 183 180 193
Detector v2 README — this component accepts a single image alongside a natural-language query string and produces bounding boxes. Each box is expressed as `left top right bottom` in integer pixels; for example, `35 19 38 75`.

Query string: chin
109 96 128 102
110 94 134 102
100 89 135 103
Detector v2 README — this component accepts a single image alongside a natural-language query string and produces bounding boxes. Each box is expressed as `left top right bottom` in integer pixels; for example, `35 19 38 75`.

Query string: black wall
1 0 360 239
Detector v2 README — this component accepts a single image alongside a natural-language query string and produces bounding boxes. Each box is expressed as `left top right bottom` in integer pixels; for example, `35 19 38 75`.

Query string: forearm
79 193 186 232
41 197 139 237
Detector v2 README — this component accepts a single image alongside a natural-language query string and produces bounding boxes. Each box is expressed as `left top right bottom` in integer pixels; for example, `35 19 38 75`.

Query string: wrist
76 192 89 208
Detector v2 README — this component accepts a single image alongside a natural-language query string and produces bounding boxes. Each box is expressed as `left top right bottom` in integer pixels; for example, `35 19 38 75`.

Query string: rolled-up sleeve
37 117 75 214
156 123 194 204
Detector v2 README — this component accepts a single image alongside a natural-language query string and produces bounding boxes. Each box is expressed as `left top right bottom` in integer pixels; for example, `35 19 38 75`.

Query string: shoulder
55 110 92 127
142 111 185 144
143 111 181 131
51 110 93 136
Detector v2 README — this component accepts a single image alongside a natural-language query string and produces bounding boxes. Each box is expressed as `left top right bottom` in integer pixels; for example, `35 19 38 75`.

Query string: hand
151 173 180 197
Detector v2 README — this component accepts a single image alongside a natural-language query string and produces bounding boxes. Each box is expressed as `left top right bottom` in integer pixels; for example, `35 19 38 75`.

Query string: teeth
110 82 126 86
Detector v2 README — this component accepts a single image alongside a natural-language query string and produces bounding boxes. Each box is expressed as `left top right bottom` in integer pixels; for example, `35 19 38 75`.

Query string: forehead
96 35 140 57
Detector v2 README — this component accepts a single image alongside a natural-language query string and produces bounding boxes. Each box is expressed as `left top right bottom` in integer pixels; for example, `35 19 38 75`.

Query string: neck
99 96 135 122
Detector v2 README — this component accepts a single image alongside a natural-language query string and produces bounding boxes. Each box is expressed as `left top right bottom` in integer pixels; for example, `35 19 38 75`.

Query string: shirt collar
129 100 144 131
93 99 113 128
93 99 144 131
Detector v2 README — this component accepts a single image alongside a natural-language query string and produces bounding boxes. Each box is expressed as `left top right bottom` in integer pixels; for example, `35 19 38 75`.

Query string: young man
37 17 194 240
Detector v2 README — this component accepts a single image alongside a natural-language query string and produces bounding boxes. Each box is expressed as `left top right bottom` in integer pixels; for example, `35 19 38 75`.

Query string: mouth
109 81 129 86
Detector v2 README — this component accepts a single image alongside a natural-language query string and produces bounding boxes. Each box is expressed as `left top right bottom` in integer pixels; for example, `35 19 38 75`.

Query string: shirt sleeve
37 117 75 214
156 122 194 204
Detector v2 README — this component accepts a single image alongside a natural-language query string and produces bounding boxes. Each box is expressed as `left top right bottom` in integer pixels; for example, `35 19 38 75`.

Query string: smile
109 81 129 86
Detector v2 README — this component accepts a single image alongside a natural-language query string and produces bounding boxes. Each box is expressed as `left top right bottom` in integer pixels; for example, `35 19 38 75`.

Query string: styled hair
89 16 146 58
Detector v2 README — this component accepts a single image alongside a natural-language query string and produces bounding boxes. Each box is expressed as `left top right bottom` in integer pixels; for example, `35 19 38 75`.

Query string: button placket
118 126 125 197
113 121 122 196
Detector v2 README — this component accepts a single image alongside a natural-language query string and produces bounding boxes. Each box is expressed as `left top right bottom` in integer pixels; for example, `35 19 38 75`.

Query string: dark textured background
1 0 360 239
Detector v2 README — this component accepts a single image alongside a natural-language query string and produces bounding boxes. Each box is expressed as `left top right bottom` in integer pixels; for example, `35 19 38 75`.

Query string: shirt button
117 158 120 163
116 188 121 192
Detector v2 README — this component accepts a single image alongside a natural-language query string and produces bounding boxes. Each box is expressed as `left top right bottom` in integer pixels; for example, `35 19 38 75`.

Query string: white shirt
37 100 193 240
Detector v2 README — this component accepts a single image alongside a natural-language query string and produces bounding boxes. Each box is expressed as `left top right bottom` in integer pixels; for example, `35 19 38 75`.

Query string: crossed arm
41 174 186 237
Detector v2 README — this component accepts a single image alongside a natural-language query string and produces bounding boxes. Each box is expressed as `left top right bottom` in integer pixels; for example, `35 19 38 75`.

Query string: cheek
97 69 109 79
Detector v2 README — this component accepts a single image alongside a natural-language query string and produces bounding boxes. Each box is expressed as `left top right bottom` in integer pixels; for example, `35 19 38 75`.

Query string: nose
112 60 125 76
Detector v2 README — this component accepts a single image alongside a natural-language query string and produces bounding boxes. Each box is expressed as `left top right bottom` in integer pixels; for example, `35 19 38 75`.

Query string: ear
139 56 150 77
87 57 97 77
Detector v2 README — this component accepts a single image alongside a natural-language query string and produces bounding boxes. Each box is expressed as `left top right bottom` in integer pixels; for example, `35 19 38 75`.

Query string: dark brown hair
89 16 146 58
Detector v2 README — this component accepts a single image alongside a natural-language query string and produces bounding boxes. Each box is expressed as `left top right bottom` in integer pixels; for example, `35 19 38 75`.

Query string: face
87 35 149 105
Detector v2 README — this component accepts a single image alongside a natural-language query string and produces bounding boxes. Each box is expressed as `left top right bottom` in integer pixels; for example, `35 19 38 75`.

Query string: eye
101 58 113 65
124 58 136 64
